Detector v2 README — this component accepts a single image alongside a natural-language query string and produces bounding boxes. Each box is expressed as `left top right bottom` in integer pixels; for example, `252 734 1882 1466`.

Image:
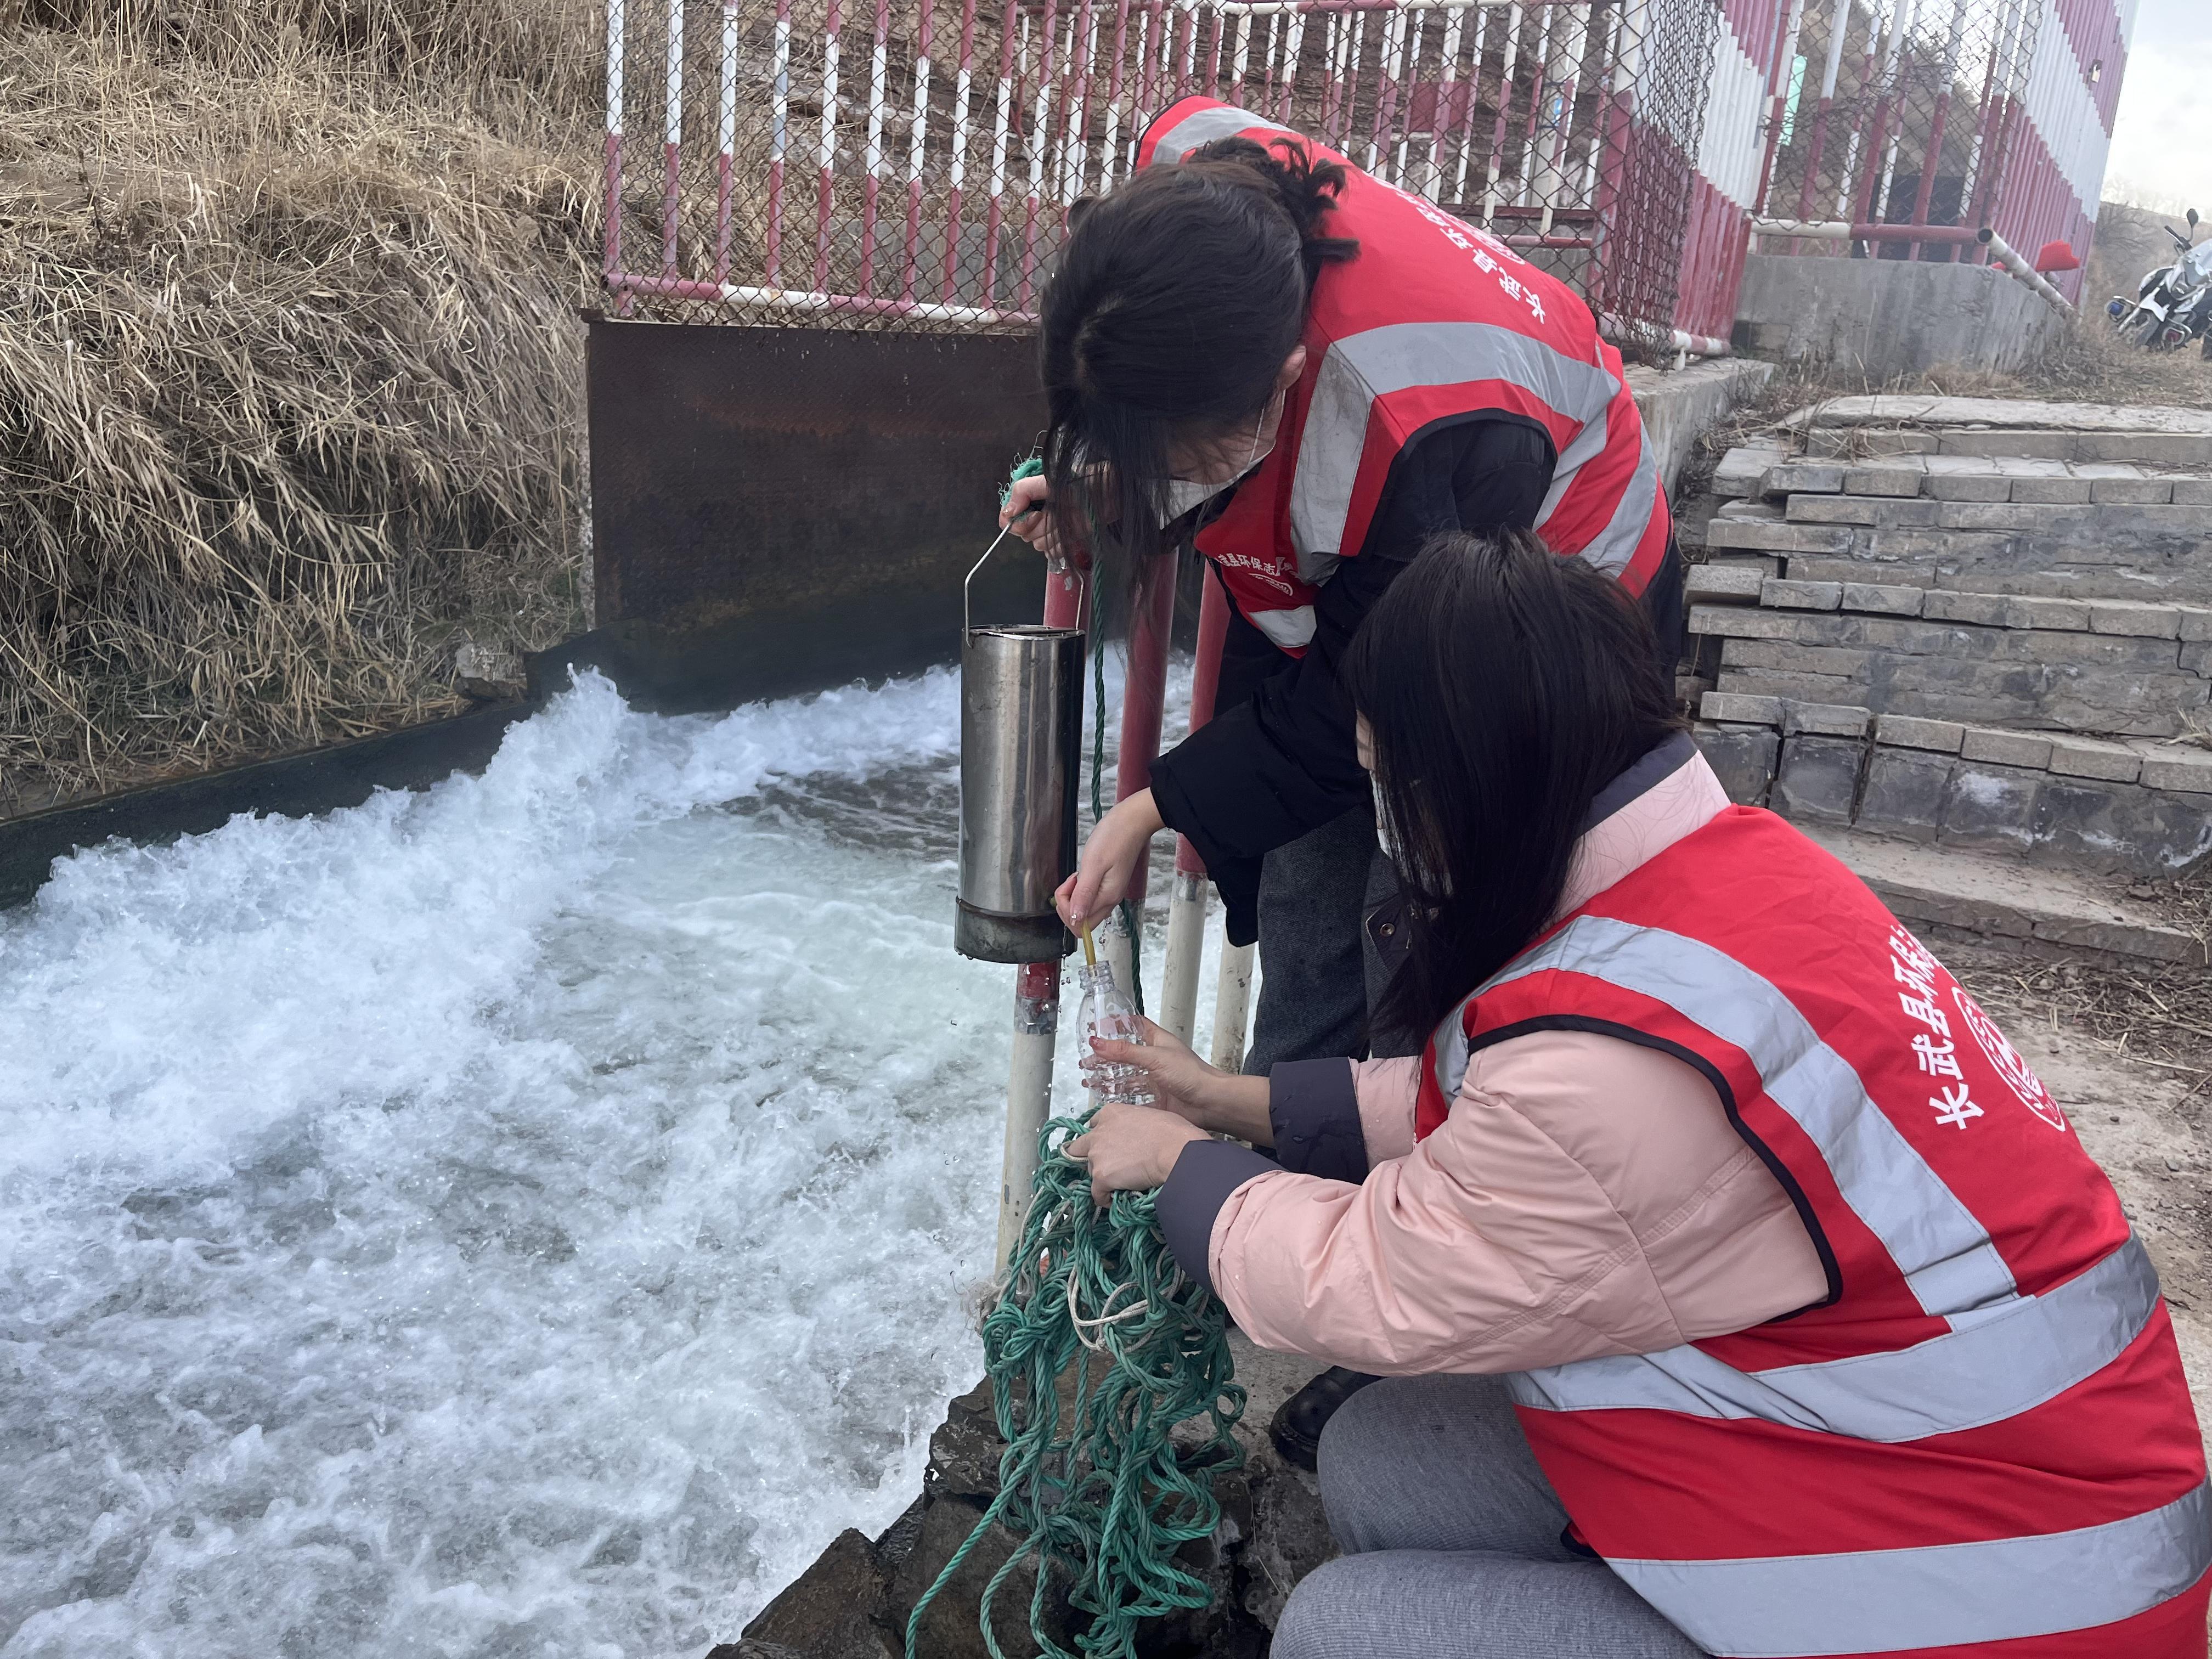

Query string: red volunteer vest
1415 807 2211 1657
1135 98 1672 657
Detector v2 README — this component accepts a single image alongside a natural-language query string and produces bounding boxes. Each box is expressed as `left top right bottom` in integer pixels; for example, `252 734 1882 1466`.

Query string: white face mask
1155 402 1274 525
1371 771 1400 865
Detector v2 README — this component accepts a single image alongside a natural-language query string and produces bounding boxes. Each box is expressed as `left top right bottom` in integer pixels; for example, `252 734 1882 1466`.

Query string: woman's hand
999 475 1088 571
1066 1102 1209 1205
1054 789 1165 934
1086 1018 1274 1143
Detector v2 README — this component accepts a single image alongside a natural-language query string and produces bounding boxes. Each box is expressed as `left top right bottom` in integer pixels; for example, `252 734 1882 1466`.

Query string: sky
2104 0 2211 211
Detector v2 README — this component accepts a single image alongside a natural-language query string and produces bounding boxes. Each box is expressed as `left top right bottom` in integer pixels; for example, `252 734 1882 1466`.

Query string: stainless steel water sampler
958 529 1083 1266
955 547 1082 964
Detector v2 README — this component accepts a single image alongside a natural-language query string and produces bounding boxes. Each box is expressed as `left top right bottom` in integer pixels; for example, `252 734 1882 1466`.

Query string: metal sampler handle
964 509 1084 637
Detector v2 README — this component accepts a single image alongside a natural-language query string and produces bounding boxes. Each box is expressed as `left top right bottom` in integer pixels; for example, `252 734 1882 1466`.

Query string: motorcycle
2106 207 2212 354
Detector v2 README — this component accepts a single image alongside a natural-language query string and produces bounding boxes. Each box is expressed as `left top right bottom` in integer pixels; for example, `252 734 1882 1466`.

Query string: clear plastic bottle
1075 961 1156 1107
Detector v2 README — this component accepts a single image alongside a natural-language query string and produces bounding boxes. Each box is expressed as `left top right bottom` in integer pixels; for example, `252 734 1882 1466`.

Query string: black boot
1268 1365 1383 1471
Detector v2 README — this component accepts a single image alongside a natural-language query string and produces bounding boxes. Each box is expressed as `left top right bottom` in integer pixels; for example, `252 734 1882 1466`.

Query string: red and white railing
602 0 1718 337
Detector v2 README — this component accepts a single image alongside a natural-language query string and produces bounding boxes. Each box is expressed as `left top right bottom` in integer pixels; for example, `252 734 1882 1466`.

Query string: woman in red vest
1069 529 2211 1658
1001 98 1677 1070
1003 97 1681 1457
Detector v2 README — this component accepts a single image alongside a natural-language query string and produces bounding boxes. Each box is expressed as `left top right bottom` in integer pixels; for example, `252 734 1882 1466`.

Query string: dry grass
1958 930 2212 1109
0 0 601 816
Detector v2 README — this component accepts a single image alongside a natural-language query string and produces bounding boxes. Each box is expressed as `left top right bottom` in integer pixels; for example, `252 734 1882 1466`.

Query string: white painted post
998 961 1061 1266
1158 872 1209 1046
1209 934 1255 1075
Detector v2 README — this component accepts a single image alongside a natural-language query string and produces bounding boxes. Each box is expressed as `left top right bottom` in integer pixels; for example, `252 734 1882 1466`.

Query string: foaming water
0 671 1049 1658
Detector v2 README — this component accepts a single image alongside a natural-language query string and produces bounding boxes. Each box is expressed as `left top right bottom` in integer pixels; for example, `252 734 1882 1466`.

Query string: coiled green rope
904 1108 1246 1658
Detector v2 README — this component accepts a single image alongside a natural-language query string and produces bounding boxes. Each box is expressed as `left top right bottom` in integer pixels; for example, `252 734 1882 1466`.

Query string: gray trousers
1244 805 1415 1074
1273 1375 1706 1659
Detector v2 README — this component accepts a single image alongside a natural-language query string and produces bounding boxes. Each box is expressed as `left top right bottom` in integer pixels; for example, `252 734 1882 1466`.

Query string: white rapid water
0 663 1227 1658
0 670 1085 1658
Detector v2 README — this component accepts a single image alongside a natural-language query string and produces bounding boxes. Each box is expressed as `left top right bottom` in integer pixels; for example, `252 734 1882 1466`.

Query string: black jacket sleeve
1150 415 1556 944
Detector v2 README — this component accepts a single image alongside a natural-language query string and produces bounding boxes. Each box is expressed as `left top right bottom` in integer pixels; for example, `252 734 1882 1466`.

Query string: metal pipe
999 958 1061 1265
1978 225 2075 314
606 274 1035 324
1159 566 1231 1045
1115 565 1177 905
1597 310 1732 358
994 564 1085 1271
1158 872 1209 1046
1746 219 2075 313
1750 217 1984 242
1209 940 1256 1073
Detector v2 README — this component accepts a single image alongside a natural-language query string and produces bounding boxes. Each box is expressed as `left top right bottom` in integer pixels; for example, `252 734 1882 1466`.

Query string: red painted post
1174 568 1231 881
1114 564 1176 907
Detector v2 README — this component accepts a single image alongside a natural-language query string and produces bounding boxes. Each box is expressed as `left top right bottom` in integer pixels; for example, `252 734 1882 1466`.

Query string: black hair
1342 528 1686 1037
1037 135 1358 618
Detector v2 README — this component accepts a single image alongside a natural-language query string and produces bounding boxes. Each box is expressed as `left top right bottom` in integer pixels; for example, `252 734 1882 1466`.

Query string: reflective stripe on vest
1444 912 2019 1321
1146 100 1293 161
1612 1481 2212 1658
1244 605 1317 650
1508 1232 2158 1442
1292 321 1646 578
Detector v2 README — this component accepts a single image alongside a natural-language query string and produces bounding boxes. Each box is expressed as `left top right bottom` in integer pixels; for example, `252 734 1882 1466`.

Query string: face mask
1371 772 1400 865
1155 402 1274 526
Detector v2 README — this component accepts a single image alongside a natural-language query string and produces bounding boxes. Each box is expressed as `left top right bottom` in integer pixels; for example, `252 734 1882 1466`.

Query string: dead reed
1 0 601 815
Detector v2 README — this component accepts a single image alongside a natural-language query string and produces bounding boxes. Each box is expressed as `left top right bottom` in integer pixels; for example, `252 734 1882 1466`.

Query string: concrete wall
563 321 1048 713
1733 254 2065 381
1626 356 1776 495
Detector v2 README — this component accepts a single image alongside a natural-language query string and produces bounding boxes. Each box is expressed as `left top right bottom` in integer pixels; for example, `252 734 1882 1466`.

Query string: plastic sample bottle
1075 961 1157 1107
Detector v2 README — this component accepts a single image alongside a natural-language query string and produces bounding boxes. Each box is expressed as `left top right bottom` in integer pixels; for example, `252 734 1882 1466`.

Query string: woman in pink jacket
1071 528 2210 1659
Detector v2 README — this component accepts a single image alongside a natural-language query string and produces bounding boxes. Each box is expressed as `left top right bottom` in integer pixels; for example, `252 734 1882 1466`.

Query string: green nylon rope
904 1105 1246 1658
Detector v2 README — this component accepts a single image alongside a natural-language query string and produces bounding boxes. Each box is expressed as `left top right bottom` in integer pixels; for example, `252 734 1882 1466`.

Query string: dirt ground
1953 944 2212 1426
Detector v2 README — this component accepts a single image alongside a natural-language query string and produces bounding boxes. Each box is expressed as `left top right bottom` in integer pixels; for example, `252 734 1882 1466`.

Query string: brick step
1781 394 2212 470
1715 438 2212 500
1685 582 2209 736
1709 500 2212 545
1701 506 2212 604
1797 428 2212 468
1760 455 2212 507
1802 826 2202 967
1694 698 2212 890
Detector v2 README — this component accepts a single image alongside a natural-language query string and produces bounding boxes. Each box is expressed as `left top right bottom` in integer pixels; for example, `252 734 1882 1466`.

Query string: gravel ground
1953 943 2212 1426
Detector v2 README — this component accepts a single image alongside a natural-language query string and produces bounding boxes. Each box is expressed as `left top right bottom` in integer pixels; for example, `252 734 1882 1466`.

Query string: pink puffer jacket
1153 744 1829 1374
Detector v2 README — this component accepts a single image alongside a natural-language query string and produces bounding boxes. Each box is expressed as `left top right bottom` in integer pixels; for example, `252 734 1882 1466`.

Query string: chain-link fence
601 0 1723 338
1755 0 2037 252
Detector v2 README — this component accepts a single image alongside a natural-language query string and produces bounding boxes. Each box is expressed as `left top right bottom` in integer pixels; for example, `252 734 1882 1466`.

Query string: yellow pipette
1080 923 1098 968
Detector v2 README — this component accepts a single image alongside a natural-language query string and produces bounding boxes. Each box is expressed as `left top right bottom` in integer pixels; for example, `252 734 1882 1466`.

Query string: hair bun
1189 134 1361 279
